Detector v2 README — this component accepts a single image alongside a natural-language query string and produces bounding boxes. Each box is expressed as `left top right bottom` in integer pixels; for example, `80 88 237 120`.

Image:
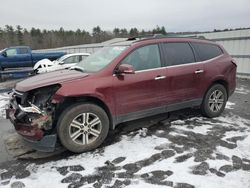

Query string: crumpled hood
15 69 88 92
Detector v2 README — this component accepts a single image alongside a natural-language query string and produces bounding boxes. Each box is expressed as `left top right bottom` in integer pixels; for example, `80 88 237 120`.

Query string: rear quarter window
191 42 223 61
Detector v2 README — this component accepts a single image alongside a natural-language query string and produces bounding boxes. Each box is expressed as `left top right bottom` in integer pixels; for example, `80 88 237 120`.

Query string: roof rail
127 34 166 41
184 35 207 39
127 34 208 42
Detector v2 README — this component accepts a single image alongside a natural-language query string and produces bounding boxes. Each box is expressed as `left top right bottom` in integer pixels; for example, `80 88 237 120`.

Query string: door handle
154 75 166 80
195 69 204 74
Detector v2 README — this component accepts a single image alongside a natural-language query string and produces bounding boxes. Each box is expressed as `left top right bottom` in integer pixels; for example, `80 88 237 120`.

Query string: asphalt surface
0 78 249 188
0 119 15 163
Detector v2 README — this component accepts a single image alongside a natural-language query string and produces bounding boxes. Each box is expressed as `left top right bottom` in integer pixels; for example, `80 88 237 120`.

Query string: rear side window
191 43 223 61
19 48 29 54
63 56 80 64
163 43 195 66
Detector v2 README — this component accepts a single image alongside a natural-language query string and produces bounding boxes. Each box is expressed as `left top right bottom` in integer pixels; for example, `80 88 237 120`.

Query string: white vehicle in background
33 53 90 74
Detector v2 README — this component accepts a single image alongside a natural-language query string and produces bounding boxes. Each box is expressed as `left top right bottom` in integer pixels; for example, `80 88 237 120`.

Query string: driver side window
121 44 161 71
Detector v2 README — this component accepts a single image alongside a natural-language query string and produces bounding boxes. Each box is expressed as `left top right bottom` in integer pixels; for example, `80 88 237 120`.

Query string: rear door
113 44 167 121
162 42 204 104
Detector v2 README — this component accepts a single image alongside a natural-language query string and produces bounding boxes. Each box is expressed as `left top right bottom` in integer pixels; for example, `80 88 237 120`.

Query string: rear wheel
57 103 109 153
201 84 227 118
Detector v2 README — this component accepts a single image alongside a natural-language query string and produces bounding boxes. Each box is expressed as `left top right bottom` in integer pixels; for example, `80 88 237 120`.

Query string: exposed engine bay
8 85 60 138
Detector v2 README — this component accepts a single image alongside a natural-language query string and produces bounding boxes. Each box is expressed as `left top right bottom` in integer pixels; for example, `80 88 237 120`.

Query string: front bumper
6 105 57 152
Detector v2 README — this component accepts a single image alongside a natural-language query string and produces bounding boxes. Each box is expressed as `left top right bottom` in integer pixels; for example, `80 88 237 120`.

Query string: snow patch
225 101 235 109
172 117 213 135
0 92 10 119
235 87 250 95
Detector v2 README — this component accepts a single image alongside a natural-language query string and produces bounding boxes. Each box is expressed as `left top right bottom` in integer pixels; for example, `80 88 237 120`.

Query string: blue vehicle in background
0 46 66 71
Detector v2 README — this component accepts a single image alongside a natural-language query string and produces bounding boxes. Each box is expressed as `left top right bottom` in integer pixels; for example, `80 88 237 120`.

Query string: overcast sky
0 0 250 32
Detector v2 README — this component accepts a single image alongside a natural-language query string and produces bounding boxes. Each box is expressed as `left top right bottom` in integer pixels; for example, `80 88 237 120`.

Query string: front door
112 44 167 122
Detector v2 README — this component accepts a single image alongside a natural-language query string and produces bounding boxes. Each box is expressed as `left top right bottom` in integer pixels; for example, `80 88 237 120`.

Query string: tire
201 84 227 118
57 103 109 153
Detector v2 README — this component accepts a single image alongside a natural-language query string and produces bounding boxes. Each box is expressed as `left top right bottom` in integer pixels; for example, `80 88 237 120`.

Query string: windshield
56 55 66 62
76 46 127 72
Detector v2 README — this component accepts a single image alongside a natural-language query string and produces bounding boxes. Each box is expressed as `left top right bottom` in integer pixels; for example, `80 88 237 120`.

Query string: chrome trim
113 54 223 74
155 76 166 80
195 70 204 74
135 67 166 73
166 54 223 69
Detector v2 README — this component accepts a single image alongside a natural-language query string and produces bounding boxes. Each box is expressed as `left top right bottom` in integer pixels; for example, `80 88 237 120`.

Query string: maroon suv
6 37 237 153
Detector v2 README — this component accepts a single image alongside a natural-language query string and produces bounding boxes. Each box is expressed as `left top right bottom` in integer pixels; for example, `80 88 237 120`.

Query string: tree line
0 25 166 50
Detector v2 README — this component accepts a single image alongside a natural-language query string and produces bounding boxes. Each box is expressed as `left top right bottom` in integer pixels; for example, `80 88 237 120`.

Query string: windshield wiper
69 66 85 72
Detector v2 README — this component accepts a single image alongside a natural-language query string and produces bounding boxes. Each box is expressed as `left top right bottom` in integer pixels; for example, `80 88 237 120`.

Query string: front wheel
57 103 109 153
201 84 227 118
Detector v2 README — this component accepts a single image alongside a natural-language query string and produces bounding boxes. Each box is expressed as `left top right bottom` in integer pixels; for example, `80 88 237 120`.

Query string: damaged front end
6 85 60 152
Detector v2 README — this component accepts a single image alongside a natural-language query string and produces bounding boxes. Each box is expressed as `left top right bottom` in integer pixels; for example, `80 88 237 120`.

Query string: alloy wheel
208 90 224 112
69 112 102 145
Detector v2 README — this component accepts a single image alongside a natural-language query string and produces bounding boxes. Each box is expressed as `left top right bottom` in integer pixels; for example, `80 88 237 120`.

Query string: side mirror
116 64 135 74
2 51 7 57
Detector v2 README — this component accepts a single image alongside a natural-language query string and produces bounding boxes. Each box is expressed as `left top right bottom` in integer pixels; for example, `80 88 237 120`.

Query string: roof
108 35 215 47
8 46 30 49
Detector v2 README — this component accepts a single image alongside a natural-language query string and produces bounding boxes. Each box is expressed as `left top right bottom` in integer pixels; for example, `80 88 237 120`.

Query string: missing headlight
15 84 61 130
27 84 60 109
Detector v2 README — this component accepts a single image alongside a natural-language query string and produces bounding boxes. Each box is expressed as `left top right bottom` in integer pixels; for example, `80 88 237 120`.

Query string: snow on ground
225 101 235 109
0 93 9 119
1 112 250 188
235 87 250 95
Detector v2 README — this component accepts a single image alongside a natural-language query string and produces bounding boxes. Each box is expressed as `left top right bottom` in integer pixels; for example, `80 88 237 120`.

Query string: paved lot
0 78 249 188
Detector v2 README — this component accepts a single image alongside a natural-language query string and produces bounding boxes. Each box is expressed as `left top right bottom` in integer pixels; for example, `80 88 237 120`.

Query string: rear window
192 43 223 61
163 42 195 66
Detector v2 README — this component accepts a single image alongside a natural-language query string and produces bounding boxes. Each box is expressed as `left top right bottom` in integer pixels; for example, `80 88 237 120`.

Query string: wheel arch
206 79 229 99
56 95 114 130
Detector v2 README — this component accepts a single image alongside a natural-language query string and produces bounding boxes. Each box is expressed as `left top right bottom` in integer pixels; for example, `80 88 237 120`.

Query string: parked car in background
33 53 90 74
6 36 236 153
0 46 66 71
